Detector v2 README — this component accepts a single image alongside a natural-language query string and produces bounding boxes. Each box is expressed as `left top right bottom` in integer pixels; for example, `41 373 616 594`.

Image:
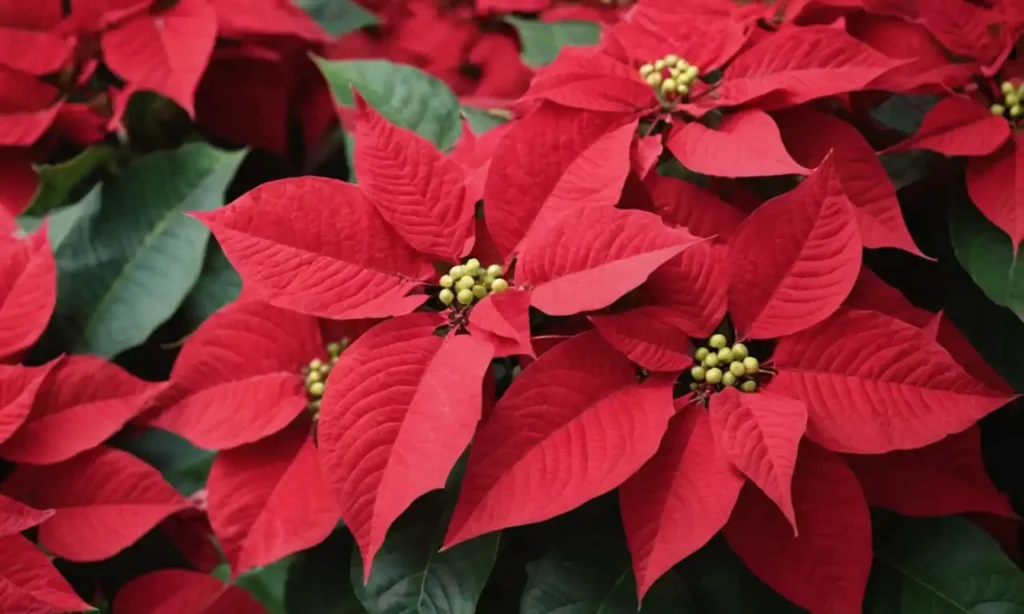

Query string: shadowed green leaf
505 17 600 68
949 196 1024 319
295 0 377 37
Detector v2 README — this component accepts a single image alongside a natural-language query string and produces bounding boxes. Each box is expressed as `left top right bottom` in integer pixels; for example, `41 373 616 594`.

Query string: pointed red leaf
100 0 216 116
0 362 56 446
611 12 750 74
467 288 534 357
114 569 267 614
920 0 1010 70
211 0 329 43
967 136 1024 247
148 300 322 449
195 177 433 320
318 313 491 574
0 230 56 361
0 355 153 464
353 93 474 261
772 309 1017 453
0 28 67 77
0 493 52 536
449 119 512 206
521 48 657 114
3 447 189 561
444 331 675 548
619 406 744 598
846 427 1013 518
639 242 728 338
709 388 807 530
484 104 638 259
516 207 700 316
727 158 862 340
0 533 92 614
631 136 662 180
208 423 338 576
725 442 871 614
645 174 746 239
589 307 695 371
666 110 809 178
714 26 901 108
885 97 1011 157
775 108 924 256
0 67 60 146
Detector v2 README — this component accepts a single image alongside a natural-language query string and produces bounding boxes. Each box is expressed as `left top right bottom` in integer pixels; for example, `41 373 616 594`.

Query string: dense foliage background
4 0 1024 612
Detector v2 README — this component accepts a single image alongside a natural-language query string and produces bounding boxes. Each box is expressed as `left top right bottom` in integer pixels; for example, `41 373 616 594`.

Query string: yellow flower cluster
991 80 1024 119
301 339 348 415
439 259 508 307
638 54 701 101
690 334 760 393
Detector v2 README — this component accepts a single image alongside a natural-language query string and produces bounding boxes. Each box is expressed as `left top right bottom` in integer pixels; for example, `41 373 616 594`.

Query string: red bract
114 568 267 614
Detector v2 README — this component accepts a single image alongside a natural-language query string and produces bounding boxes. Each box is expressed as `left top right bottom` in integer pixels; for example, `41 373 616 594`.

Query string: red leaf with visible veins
114 569 267 614
772 309 1017 453
318 313 491 575
468 288 534 357
775 108 924 256
709 388 807 530
444 331 675 548
0 355 154 464
846 426 1012 518
353 93 474 261
886 97 1011 157
0 230 56 361
521 49 657 113
3 447 189 561
449 119 512 205
666 110 809 178
967 136 1024 247
920 0 1010 71
645 175 747 239
101 0 216 116
195 177 433 320
0 533 92 614
725 442 871 614
713 26 900 108
148 300 322 449
727 158 862 340
640 242 728 338
516 207 699 315
612 11 750 73
619 406 744 598
0 362 56 446
208 423 338 576
0 493 51 536
590 307 695 371
484 104 638 259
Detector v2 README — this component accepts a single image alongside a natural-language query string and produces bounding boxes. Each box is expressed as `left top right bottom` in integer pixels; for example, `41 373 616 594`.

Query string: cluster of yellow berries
438 258 509 307
638 54 701 101
991 80 1024 119
300 339 348 416
689 333 760 393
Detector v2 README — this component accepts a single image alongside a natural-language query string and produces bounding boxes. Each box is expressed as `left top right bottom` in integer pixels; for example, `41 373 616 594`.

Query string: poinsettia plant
4 0 1024 612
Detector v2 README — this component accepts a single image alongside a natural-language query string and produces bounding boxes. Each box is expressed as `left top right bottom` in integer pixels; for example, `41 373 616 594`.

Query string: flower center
638 54 701 102
990 80 1024 122
301 339 349 419
688 333 763 398
438 258 509 308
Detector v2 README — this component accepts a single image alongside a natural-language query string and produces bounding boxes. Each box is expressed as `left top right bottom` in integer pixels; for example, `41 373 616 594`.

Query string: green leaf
314 57 462 150
26 145 115 216
286 532 366 614
521 541 696 614
505 17 601 68
294 0 377 37
42 143 245 358
237 557 292 614
949 196 1024 319
177 242 241 332
867 516 1024 613
350 502 499 614
460 106 509 134
116 427 214 495
871 94 939 136
880 150 936 190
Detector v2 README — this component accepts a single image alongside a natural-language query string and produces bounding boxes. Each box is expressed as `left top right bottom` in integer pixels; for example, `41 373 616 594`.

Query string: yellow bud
654 59 666 70
486 264 503 277
676 83 690 96
646 73 663 87
472 284 488 299
661 79 677 95
326 342 343 356
675 59 689 71
703 353 720 368
482 274 496 288
309 381 325 397
439 275 454 288
689 382 699 391
729 361 746 377
457 289 475 305
449 265 464 279
309 359 323 371
685 65 699 81
991 103 1007 116
664 54 680 64
731 343 748 360
740 380 757 393
490 278 509 293
694 347 709 362
717 348 734 363
465 258 481 275
1002 81 1015 95
705 367 723 385
456 275 476 291
318 364 330 375
439 288 455 305
669 68 681 79
639 63 655 77
709 334 727 349
742 356 760 375
722 372 737 387
1007 93 1020 107
1011 104 1022 118
306 370 322 384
